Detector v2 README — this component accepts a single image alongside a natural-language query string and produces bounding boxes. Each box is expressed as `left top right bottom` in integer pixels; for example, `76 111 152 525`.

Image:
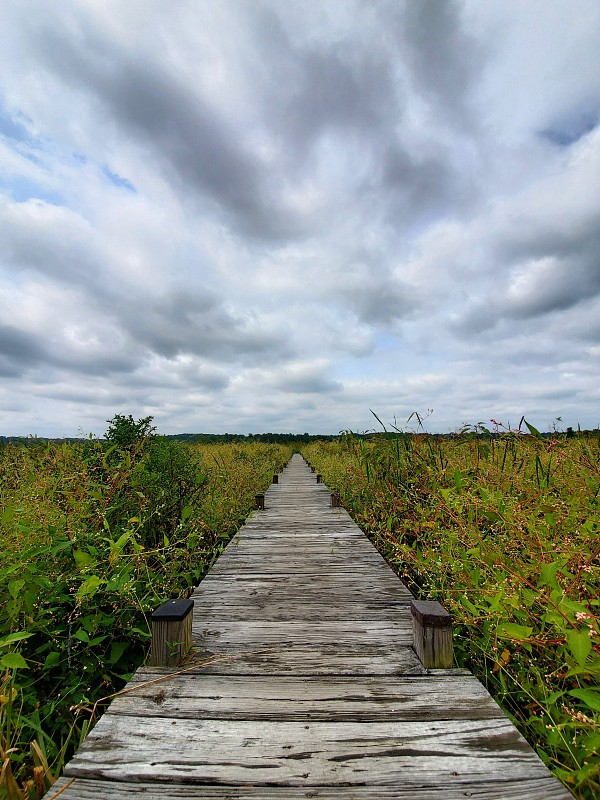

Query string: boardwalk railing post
411 599 453 669
151 599 194 667
272 474 279 484
255 492 265 510
331 491 342 508
311 466 316 473
316 474 323 483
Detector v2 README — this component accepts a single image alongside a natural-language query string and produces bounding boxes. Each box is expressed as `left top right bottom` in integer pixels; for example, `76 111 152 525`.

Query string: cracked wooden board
104 673 507 722
193 574 412 601
47 776 573 799
170 644 426 676
190 602 411 623
192 620 414 650
64 716 560 787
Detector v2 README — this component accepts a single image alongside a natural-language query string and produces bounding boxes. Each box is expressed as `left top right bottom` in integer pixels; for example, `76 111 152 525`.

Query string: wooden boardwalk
46 454 571 799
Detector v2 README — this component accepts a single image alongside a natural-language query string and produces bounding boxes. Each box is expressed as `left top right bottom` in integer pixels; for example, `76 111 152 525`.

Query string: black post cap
411 599 451 628
152 598 194 622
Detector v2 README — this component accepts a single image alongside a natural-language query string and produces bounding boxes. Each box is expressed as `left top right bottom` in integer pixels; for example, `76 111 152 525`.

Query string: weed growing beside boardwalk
303 426 599 800
0 433 291 798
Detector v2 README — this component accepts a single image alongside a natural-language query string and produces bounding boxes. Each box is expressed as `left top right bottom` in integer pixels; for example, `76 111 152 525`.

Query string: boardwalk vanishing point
45 454 572 799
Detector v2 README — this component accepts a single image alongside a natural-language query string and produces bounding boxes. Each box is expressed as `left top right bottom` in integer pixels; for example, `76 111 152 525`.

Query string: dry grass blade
31 740 56 797
45 777 75 799
33 766 45 799
0 753 26 800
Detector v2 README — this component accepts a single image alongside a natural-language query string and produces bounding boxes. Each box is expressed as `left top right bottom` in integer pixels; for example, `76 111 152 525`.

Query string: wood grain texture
174 643 425 676
46 776 574 799
107 673 507 721
43 454 572 800
65 716 555 785
192 620 414 649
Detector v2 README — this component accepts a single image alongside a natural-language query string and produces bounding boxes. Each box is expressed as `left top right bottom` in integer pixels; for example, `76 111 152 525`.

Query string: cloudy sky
1 1 599 436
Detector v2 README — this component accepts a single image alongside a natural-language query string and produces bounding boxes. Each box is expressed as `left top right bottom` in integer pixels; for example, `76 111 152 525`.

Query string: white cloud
0 0 599 435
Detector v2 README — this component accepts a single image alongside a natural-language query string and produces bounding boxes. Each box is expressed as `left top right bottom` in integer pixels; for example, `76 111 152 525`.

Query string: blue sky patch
0 101 31 143
1 175 64 205
540 112 597 147
101 165 136 192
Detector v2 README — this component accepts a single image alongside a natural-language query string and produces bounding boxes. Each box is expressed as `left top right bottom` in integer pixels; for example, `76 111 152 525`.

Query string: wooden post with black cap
150 598 194 667
411 598 453 669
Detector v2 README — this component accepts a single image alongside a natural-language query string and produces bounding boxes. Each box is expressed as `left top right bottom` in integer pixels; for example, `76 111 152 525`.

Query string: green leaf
8 579 25 599
73 628 90 643
565 662 600 680
569 688 600 712
582 732 600 753
129 627 152 639
524 419 542 439
43 651 61 669
567 630 592 666
0 631 34 649
73 549 97 569
109 641 128 665
460 595 480 615
497 622 533 641
113 531 130 550
1 652 28 669
452 468 465 490
542 690 565 705
1 504 14 526
538 562 561 592
88 635 108 646
76 575 102 599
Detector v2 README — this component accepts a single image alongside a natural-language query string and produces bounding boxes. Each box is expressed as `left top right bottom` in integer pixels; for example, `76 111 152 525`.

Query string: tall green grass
303 423 600 799
0 436 291 798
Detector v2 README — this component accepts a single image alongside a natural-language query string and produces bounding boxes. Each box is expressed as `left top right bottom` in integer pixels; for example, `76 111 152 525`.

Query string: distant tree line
0 431 340 447
2 427 598 448
166 432 339 444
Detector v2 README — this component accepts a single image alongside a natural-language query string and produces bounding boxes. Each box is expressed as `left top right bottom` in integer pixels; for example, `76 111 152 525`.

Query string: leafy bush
104 414 156 449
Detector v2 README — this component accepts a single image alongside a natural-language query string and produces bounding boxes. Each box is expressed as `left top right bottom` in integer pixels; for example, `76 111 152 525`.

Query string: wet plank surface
45 454 572 799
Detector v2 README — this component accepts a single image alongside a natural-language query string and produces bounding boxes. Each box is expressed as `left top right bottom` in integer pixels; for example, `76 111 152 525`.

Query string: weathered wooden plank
203 562 393 576
193 575 413 601
47 776 573 799
107 673 507 721
190 601 411 622
192 589 411 612
215 528 385 541
207 558 391 576
193 576 411 596
65 716 557 786
192 596 412 617
206 556 401 577
143 644 425 676
213 533 392 547
210 549 387 562
195 579 408 597
212 549 386 565
192 620 413 651
197 570 409 590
